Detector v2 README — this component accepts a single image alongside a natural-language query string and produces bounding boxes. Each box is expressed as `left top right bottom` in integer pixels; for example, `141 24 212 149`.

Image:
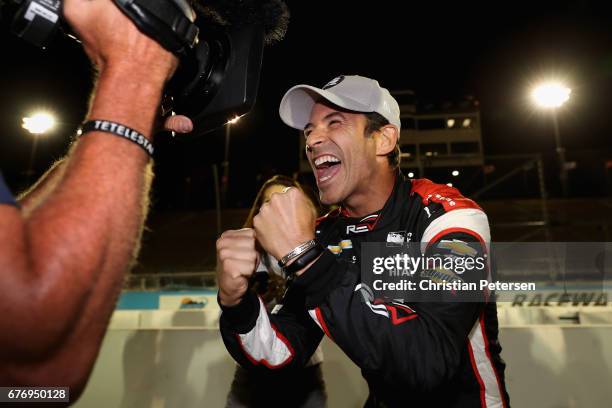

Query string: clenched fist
63 0 177 81
216 229 260 306
253 187 316 262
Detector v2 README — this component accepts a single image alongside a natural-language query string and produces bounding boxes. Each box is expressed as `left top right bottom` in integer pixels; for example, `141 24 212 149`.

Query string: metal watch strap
283 242 324 275
278 240 317 269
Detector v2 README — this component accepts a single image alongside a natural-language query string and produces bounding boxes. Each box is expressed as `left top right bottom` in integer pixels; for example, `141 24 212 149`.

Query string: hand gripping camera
3 0 289 136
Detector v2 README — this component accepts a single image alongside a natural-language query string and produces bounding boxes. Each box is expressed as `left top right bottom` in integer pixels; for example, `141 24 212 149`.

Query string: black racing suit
219 176 510 407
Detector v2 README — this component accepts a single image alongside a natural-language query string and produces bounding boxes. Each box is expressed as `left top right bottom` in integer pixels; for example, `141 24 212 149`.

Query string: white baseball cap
279 75 401 131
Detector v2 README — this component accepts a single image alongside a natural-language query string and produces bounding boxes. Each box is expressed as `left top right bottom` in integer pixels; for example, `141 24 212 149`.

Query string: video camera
2 0 289 136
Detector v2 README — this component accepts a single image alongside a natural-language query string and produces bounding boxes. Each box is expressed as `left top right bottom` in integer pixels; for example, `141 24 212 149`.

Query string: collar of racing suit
335 172 410 236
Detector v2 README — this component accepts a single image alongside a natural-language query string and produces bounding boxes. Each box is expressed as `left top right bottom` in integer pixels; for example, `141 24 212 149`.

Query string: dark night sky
1 0 612 207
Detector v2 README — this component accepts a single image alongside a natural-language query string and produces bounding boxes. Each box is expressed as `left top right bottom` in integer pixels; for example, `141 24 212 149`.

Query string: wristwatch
282 241 325 275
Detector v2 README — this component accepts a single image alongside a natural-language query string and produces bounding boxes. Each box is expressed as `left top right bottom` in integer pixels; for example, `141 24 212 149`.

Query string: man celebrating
217 75 509 407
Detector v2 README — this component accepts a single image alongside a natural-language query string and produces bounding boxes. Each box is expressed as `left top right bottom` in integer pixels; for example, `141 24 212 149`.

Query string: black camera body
167 22 264 134
3 0 281 136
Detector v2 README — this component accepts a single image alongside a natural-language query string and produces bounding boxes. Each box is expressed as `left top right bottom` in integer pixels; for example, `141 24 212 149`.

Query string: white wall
73 308 612 408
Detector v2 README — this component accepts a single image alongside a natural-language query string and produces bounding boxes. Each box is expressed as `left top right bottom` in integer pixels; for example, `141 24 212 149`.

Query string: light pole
221 115 240 206
531 82 571 196
22 112 56 183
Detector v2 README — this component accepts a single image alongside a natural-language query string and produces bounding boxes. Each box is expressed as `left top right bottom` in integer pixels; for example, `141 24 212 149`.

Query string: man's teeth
314 155 340 167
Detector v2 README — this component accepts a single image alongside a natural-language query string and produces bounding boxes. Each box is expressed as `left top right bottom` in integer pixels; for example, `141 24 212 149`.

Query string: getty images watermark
358 242 612 303
371 252 535 292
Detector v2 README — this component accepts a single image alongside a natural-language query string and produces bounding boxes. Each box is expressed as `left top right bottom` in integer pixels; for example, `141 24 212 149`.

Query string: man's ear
375 125 399 157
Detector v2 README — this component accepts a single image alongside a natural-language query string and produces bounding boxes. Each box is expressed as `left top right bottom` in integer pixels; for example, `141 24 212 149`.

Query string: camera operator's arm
0 0 176 396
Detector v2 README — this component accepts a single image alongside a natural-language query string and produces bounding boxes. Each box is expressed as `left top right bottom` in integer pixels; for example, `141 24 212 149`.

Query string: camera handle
113 0 199 56
11 0 198 56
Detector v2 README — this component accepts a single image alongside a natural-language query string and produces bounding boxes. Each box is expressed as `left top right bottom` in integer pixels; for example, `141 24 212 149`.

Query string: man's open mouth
313 154 342 185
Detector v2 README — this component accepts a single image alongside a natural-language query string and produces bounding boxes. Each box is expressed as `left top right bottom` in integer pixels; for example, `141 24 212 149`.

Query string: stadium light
531 81 572 196
22 112 56 134
531 82 571 109
22 111 57 183
227 115 241 125
222 115 242 205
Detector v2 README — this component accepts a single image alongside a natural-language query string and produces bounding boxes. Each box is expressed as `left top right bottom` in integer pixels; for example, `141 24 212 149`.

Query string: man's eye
304 129 312 138
329 120 341 127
